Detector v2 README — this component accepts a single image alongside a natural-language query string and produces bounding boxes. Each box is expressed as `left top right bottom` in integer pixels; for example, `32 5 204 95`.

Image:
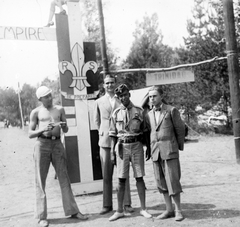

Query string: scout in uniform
108 84 152 221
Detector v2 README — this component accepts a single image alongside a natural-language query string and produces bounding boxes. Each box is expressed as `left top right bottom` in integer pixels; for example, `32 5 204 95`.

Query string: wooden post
55 1 103 195
17 82 24 130
223 0 240 164
97 0 109 76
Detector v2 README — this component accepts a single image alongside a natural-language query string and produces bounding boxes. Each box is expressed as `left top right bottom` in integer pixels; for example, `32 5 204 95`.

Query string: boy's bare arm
60 107 68 133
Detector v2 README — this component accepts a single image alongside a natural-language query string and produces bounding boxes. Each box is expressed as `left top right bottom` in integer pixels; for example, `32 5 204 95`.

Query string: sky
0 0 194 89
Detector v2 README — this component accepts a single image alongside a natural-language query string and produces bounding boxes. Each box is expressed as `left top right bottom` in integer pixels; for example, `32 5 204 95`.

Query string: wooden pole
223 0 240 164
17 82 24 130
97 0 109 76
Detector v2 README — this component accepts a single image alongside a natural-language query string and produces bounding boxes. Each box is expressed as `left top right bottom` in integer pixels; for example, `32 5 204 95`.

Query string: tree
20 83 38 123
176 0 231 126
82 0 118 85
0 87 19 126
122 13 174 89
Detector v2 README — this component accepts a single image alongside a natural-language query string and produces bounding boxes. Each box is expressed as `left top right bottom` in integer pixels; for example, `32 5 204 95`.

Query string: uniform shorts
116 141 145 179
153 155 182 196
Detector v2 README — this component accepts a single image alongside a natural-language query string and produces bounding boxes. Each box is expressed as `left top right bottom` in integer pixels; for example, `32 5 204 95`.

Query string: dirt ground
1 127 240 227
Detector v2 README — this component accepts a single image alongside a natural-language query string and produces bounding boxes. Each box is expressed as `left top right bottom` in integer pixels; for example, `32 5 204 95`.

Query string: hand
45 123 54 131
145 147 151 161
110 150 116 165
59 121 67 128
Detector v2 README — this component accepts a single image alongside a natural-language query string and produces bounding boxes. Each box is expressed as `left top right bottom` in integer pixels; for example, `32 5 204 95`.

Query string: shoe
156 210 175 219
124 205 134 213
45 21 54 27
38 220 49 227
175 210 184 221
59 10 66 15
140 209 152 219
99 206 113 215
71 212 88 220
109 212 124 221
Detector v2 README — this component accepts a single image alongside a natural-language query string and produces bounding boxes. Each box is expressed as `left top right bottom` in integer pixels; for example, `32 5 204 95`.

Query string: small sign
146 70 195 86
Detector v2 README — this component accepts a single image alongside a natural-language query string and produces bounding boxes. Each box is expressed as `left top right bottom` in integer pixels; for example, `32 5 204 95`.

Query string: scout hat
115 84 129 97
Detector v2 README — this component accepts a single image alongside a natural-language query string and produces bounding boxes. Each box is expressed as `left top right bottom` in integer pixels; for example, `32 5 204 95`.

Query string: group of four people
28 75 185 227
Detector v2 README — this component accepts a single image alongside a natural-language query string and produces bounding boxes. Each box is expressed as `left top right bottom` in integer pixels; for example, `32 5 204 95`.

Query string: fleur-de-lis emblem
58 42 98 91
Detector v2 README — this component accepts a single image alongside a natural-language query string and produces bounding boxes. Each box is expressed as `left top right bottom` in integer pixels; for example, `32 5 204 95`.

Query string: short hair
148 85 163 95
104 74 116 83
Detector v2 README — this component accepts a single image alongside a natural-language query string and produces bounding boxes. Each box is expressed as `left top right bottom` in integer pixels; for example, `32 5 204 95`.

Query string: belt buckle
51 136 56 140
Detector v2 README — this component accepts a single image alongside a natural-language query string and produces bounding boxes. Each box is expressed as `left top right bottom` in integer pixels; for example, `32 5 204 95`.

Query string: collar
153 103 163 111
105 93 115 99
120 101 134 110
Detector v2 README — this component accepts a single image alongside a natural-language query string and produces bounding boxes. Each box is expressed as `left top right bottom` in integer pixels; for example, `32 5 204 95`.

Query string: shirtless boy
28 86 87 227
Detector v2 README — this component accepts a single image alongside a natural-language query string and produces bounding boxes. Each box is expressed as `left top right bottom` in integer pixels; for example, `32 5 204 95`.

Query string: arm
110 136 117 165
93 100 100 130
59 107 68 133
171 108 185 151
143 114 151 161
28 109 50 139
109 112 118 164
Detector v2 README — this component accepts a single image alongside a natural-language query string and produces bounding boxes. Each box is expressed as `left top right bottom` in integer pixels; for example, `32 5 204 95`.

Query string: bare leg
109 178 126 221
46 1 56 26
55 0 64 12
136 178 152 218
136 178 146 210
116 179 126 213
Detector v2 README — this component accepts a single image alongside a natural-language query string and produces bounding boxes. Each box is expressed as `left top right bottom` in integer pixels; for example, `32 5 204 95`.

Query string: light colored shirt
154 104 163 125
106 93 115 108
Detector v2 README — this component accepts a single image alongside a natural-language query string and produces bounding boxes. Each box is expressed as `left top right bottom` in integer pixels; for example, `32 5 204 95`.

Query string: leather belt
119 136 142 144
39 135 60 140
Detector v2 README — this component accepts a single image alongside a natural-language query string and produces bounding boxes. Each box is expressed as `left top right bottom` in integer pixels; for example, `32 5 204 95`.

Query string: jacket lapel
102 94 112 113
112 97 120 112
156 104 168 131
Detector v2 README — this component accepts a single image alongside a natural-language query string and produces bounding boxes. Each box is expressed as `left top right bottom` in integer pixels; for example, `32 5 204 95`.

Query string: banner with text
0 26 56 41
146 70 195 86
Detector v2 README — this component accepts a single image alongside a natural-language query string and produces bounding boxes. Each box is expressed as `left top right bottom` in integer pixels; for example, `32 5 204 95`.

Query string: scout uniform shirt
109 101 144 140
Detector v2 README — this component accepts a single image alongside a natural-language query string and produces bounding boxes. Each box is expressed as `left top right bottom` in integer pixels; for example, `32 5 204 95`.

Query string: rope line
101 56 228 74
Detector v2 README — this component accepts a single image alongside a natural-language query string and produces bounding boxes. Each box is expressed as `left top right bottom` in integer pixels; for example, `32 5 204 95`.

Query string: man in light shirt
94 75 133 215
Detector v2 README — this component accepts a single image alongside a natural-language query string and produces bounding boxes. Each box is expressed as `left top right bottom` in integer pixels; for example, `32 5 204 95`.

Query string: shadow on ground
148 203 240 221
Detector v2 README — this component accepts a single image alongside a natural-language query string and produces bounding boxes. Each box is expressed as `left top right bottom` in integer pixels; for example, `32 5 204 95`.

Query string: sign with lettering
58 42 98 92
146 70 195 86
0 26 56 41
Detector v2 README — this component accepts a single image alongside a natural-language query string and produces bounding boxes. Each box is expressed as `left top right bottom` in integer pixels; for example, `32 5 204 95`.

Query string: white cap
36 86 52 99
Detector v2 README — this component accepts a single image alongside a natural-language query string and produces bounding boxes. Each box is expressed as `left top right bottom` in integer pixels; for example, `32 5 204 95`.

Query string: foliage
0 87 19 124
0 79 61 127
121 13 174 89
174 0 231 127
82 0 118 78
20 84 38 123
0 85 37 126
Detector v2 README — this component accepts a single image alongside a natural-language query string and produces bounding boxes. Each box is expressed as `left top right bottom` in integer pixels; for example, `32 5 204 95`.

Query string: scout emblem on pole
55 0 102 195
58 42 98 91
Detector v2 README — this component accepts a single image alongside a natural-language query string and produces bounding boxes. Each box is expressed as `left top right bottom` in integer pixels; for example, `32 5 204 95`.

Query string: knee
119 178 126 184
136 177 144 182
117 178 126 191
